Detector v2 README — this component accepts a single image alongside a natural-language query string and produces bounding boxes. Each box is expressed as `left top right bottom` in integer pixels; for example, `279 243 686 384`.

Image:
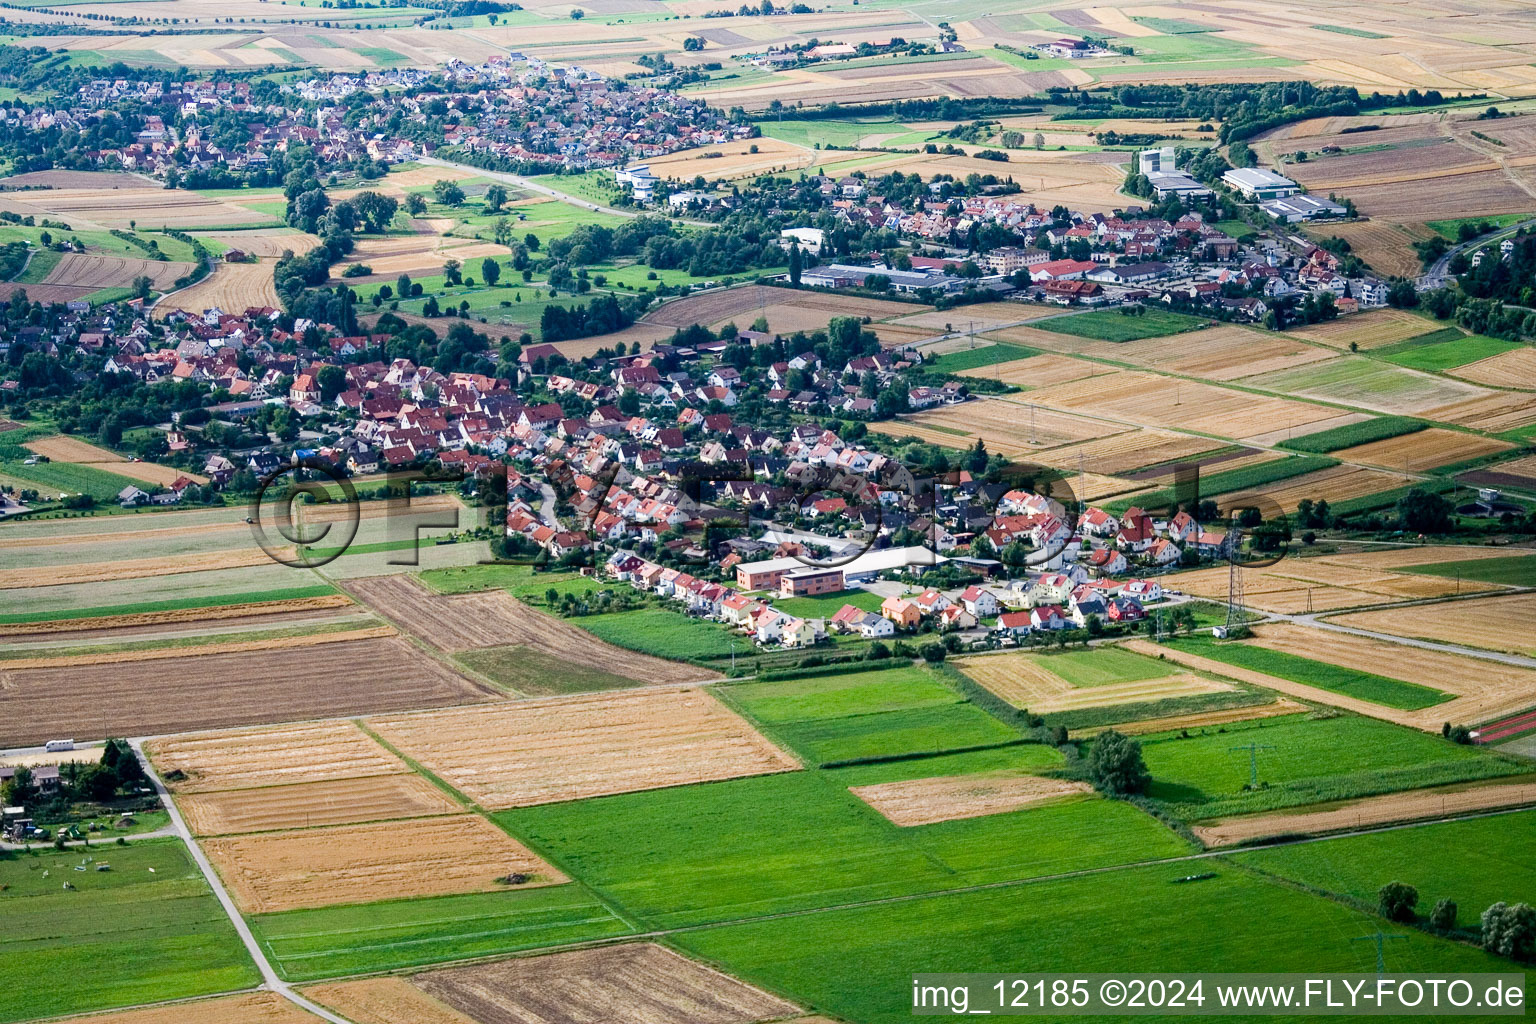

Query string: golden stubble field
203 814 566 914
850 772 1093 826
364 688 800 809
1327 592 1536 656
957 653 1233 714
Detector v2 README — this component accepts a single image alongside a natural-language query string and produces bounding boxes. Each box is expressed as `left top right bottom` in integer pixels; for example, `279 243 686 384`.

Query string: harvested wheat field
1010 369 1339 441
0 635 490 748
45 253 192 290
1134 626 1536 731
1027 429 1223 475
1216 464 1411 515
23 187 276 230
366 688 798 809
148 719 409 793
645 136 817 179
347 575 712 684
1318 220 1432 279
957 654 1231 713
1166 557 1471 614
1089 326 1336 381
1425 391 1536 432
850 772 1093 827
1075 699 1309 738
412 943 803 1024
1328 592 1536 656
179 773 462 836
158 261 280 316
642 285 918 330
204 813 565 914
1289 309 1435 350
0 547 280 590
196 228 322 258
59 992 323 1024
895 302 1055 332
1194 777 1536 847
1308 543 1531 570
966 353 1112 388
302 979 480 1024
874 397 1116 455
0 594 353 640
1332 427 1513 472
0 624 395 670
22 433 208 486
1450 345 1536 389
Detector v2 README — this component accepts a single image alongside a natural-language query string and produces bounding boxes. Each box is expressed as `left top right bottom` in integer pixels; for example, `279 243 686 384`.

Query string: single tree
1087 730 1150 796
1378 882 1419 923
481 256 501 286
484 184 509 213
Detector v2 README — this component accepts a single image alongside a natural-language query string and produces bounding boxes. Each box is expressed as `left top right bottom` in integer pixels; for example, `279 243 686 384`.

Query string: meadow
1034 309 1208 343
0 839 257 1023
1379 333 1518 372
673 862 1515 1024
1404 554 1536 586
1232 809 1536 925
1026 646 1178 687
497 764 1190 931
724 665 1025 765
1138 713 1525 820
1167 636 1453 710
576 606 741 662
924 341 1037 374
250 884 634 982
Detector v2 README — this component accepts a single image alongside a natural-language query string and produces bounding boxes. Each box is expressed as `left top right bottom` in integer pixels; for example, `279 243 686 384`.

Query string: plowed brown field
850 772 1092 826
204 814 565 913
366 688 798 809
302 979 479 1024
412 943 803 1024
0 636 489 747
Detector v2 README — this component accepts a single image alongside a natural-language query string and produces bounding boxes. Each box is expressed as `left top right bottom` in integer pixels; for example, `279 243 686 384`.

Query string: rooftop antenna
1229 741 1275 788
1352 931 1409 975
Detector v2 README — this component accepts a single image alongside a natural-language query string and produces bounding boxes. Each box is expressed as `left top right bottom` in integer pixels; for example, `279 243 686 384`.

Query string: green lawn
1138 713 1525 820
769 589 884 618
1233 807 1536 926
250 885 633 982
1024 646 1177 687
1402 554 1536 586
673 862 1515 1024
496 764 1189 931
726 666 1025 765
1035 309 1209 343
1167 635 1453 710
925 341 1037 374
0 840 257 1023
1280 415 1426 453
577 606 740 661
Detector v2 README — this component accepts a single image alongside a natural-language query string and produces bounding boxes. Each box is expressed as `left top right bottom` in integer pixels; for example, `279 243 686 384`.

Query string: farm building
1259 194 1348 223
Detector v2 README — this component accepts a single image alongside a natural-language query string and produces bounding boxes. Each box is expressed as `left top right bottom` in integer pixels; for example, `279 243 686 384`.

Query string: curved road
1419 216 1536 289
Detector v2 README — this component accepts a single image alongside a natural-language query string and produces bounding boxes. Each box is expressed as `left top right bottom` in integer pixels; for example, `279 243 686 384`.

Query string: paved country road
1419 216 1536 289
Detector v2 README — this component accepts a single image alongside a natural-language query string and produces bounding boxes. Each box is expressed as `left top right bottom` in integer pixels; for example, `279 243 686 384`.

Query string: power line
1229 742 1275 788
1352 931 1409 975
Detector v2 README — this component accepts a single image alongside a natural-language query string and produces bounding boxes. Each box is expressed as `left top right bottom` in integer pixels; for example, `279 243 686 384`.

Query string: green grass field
768 588 884 619
1168 636 1453 710
1233 808 1536 925
1138 713 1524 820
0 840 257 1023
1250 356 1473 411
1035 309 1208 343
1402 554 1536 586
1110 455 1338 512
1025 647 1177 687
725 666 1024 765
1380 334 1519 372
576 606 740 661
250 884 633 982
1280 416 1426 453
925 341 1037 375
673 861 1513 1024
1 459 145 500
497 762 1189 931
